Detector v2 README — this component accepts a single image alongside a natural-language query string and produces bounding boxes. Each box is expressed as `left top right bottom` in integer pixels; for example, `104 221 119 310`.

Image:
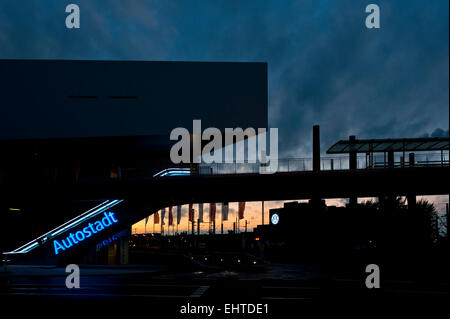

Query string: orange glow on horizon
132 195 448 235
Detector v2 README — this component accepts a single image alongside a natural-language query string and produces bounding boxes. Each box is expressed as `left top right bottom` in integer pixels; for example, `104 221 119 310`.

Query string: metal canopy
326 137 449 154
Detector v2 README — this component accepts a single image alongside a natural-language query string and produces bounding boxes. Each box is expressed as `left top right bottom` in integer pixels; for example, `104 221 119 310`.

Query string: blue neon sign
96 233 121 251
53 212 118 255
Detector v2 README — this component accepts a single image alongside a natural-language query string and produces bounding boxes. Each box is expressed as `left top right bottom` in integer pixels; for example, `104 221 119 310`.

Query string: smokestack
349 135 356 170
313 125 320 171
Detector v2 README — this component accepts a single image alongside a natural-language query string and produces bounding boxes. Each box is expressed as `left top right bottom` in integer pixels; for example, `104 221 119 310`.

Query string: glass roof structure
326 137 449 154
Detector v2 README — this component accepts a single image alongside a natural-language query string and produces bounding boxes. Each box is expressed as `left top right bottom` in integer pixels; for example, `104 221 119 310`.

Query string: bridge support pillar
388 150 394 168
409 153 415 167
446 203 449 236
349 136 357 206
119 229 130 265
406 152 416 211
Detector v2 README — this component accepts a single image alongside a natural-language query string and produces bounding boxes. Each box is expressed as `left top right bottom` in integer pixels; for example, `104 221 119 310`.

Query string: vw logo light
271 213 279 225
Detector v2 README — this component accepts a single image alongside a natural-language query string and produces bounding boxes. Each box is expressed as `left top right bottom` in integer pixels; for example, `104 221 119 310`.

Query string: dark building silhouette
263 199 442 265
0 60 268 263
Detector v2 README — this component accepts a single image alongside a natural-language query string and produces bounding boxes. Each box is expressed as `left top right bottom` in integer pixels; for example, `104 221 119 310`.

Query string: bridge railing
198 157 358 174
198 151 449 175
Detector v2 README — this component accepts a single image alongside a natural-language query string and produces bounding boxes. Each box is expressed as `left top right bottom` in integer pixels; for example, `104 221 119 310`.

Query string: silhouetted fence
198 151 449 175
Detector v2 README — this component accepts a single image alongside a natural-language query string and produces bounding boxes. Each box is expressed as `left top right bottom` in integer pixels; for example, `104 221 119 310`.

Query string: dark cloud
431 129 449 138
420 128 450 138
0 0 448 157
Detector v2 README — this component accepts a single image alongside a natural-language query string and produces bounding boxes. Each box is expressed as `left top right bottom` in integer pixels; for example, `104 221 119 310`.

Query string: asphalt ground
0 264 447 317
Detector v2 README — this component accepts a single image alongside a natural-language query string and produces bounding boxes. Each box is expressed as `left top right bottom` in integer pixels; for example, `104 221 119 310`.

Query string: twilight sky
0 0 448 157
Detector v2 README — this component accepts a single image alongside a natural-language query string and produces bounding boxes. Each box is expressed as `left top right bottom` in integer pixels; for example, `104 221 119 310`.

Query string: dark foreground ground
0 263 447 317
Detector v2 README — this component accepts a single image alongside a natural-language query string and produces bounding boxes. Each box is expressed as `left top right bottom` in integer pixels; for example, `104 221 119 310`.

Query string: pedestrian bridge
3 164 448 264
